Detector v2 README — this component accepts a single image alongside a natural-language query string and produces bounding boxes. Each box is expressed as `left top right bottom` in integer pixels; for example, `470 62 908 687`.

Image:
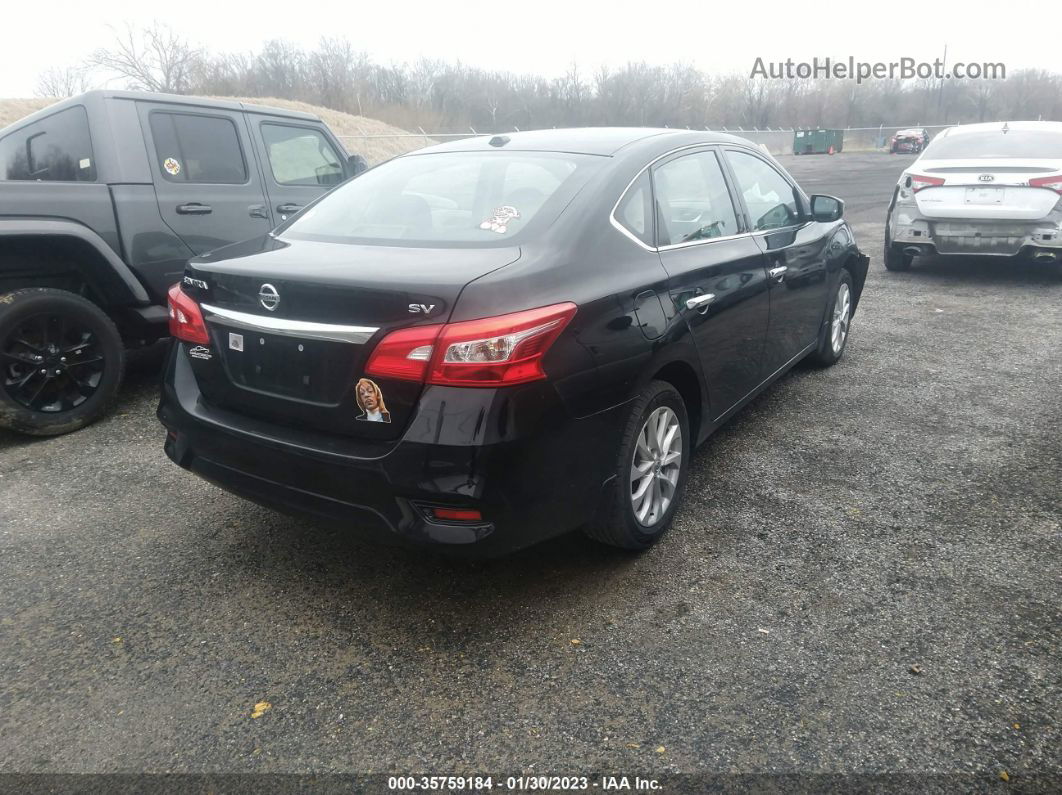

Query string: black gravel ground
0 154 1059 789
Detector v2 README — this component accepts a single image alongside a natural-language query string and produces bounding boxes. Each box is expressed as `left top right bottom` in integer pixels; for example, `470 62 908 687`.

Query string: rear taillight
167 284 209 345
1029 175 1062 194
909 174 945 192
364 323 442 381
365 302 577 387
430 507 483 522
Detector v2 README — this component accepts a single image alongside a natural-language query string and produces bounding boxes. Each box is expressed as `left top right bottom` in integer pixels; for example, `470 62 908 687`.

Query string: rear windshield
279 150 603 247
923 129 1062 160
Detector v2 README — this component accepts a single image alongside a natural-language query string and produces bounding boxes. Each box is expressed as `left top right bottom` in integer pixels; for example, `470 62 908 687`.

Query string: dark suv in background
0 90 365 435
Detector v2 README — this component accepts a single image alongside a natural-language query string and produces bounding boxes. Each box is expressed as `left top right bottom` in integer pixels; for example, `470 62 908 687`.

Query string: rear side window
614 171 653 246
149 112 247 184
725 151 800 231
0 106 96 182
653 151 739 246
261 123 344 186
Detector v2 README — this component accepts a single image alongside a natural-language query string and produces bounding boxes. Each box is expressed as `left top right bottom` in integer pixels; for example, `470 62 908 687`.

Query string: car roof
1 89 319 135
411 127 760 157
937 120 1062 138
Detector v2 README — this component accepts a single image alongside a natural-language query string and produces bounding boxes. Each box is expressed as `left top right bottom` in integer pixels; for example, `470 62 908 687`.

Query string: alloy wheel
1 313 106 413
630 406 683 527
831 282 851 355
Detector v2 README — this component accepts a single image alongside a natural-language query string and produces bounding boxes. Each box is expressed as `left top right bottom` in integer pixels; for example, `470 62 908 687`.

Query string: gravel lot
0 153 1059 787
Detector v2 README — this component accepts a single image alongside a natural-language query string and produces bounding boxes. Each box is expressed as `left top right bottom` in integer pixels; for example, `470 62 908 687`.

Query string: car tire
0 288 125 436
884 243 913 271
584 380 691 551
809 270 854 367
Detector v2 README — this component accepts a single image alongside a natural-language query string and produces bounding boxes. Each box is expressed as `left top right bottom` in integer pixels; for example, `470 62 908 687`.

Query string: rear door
250 119 348 225
723 148 830 377
652 147 770 420
137 102 272 255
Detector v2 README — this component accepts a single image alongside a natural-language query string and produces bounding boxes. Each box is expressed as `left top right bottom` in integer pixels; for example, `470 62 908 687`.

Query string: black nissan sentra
159 128 869 555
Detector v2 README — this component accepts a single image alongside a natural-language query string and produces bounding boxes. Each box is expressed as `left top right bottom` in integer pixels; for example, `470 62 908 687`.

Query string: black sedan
159 128 869 555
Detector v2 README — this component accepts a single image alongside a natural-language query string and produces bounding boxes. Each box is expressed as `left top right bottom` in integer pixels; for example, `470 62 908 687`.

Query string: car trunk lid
914 158 1062 220
181 235 520 441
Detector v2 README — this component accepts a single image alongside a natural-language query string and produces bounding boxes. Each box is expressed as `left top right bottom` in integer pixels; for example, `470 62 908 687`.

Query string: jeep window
279 151 604 247
0 106 96 182
149 112 247 184
261 123 344 187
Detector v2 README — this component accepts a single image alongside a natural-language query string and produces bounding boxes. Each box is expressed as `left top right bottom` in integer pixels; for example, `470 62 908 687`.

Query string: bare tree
89 22 202 94
35 66 93 98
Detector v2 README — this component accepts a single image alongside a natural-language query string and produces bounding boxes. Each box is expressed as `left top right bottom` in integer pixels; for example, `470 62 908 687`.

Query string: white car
884 121 1062 270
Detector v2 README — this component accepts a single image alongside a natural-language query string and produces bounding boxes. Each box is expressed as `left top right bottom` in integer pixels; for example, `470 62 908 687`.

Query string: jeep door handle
768 265 788 282
249 204 269 219
176 203 212 215
685 293 716 314
277 203 302 214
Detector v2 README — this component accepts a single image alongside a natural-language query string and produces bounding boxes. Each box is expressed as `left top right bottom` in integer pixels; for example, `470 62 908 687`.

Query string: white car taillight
1029 176 1062 195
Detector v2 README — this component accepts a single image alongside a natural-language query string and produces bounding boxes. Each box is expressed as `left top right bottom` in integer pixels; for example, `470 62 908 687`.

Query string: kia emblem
258 283 280 311
979 174 994 182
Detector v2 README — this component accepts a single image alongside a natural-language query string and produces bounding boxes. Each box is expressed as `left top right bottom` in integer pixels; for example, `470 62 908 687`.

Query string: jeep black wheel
0 289 124 436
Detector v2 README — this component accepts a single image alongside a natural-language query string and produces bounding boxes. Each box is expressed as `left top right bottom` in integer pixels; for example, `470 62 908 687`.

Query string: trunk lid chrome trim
201 304 379 344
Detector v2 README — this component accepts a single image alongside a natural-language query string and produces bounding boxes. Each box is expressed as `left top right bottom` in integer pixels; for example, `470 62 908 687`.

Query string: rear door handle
277 203 302 214
768 265 788 282
176 203 212 215
249 204 269 219
685 293 716 314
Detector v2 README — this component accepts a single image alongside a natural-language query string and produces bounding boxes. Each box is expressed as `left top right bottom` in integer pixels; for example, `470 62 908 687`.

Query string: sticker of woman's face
357 381 378 411
355 378 390 422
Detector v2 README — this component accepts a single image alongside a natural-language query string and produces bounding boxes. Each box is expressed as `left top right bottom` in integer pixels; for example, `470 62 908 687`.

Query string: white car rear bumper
890 201 1062 257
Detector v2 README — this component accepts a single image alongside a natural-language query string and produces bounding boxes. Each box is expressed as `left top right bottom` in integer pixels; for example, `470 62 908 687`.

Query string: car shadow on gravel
896 255 1062 286
208 511 647 642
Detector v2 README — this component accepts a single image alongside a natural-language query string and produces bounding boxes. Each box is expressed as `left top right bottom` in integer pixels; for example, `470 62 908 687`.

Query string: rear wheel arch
649 358 703 443
0 225 150 310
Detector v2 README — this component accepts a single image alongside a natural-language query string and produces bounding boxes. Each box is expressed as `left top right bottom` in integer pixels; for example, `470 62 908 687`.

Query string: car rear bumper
157 344 627 556
890 201 1062 257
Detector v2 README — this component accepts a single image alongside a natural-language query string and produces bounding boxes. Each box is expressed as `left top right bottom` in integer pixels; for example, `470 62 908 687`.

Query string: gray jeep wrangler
0 90 366 435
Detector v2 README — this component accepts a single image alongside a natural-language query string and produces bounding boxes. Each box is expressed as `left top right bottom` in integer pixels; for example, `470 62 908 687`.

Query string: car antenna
489 135 510 147
1002 122 1010 135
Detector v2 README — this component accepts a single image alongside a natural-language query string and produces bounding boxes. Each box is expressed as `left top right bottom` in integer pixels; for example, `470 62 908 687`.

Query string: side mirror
810 194 844 222
348 153 369 177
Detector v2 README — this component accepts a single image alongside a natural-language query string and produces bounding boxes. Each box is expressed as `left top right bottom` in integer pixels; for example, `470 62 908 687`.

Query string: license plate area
217 327 353 403
964 187 1004 205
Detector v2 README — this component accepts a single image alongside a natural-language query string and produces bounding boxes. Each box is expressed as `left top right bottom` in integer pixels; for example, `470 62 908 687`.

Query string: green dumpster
793 128 844 155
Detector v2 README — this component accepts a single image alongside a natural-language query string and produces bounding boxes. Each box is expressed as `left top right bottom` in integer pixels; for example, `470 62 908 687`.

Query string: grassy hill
0 95 432 164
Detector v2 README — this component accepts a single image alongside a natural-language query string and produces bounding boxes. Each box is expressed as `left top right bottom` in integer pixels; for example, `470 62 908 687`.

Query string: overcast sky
1 0 1057 97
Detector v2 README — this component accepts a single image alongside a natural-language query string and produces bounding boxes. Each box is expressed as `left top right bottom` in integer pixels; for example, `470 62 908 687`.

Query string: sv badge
408 303 436 314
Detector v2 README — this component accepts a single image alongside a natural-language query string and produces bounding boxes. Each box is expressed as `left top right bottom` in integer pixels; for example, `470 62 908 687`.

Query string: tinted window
614 171 653 245
0 106 96 182
281 151 603 246
149 112 247 184
653 151 739 246
261 123 343 186
922 129 1062 160
725 151 800 231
